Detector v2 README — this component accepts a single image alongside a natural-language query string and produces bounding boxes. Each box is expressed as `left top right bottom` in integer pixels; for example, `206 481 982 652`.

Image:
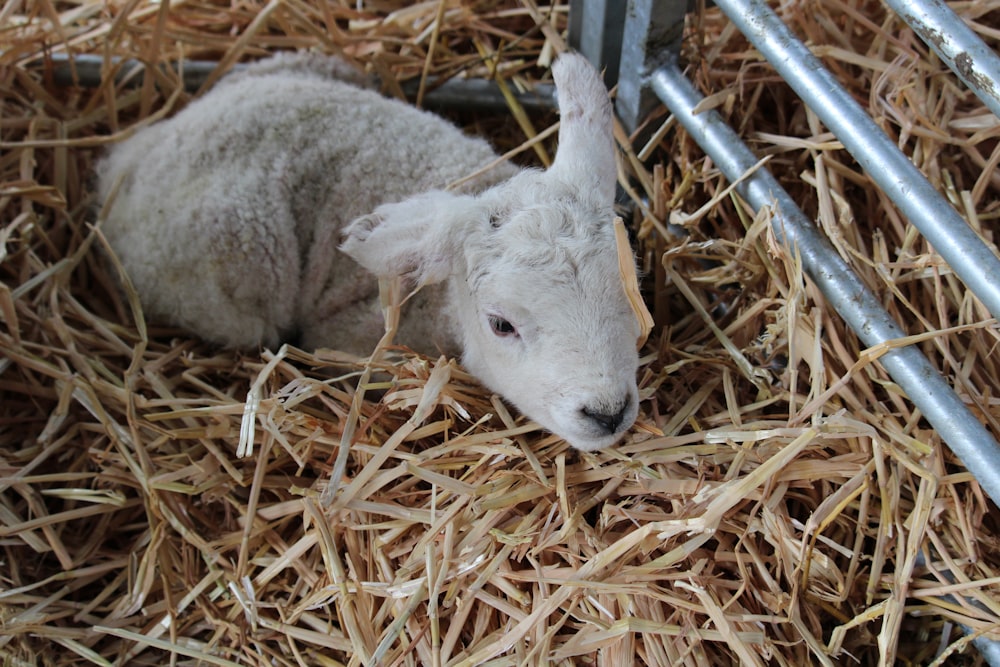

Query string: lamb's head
341 52 641 451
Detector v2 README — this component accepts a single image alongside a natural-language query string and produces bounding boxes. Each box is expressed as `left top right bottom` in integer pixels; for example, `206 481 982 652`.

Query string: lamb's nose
582 398 631 434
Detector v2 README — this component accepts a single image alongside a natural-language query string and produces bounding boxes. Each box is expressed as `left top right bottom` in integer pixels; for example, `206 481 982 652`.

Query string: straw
2 0 1000 664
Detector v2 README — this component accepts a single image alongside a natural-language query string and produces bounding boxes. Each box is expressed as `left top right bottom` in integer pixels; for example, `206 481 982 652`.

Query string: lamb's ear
340 190 476 287
549 52 616 203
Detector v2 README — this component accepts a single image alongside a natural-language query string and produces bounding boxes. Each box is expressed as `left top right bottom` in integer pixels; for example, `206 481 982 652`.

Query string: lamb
96 51 642 452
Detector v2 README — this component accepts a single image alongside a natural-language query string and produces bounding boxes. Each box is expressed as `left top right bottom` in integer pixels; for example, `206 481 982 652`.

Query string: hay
2 0 1000 665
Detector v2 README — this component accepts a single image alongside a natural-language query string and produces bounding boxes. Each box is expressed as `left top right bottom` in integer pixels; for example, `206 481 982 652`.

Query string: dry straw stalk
2 0 1000 665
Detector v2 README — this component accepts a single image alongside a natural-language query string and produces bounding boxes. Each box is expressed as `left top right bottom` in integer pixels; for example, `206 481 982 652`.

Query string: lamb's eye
488 315 517 337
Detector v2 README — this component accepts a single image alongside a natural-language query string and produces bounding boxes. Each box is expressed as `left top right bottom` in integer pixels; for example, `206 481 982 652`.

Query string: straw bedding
2 0 1000 665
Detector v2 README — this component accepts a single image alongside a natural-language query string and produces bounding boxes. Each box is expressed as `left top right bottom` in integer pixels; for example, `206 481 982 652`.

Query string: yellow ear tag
614 217 654 350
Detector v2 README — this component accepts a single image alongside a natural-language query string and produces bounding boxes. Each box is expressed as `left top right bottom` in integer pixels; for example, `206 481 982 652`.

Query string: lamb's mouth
564 428 631 453
505 384 639 452
551 408 637 452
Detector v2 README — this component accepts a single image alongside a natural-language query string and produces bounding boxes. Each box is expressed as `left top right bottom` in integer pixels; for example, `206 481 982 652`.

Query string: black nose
582 398 630 434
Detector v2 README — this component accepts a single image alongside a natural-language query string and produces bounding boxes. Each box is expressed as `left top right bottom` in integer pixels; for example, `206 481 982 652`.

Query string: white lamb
96 51 641 452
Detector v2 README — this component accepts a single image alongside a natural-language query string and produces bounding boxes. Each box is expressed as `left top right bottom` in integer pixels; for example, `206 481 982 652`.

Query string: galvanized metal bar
398 78 554 113
712 0 1000 322
914 553 1000 667
568 0 626 87
977 634 1000 667
651 61 1000 505
615 0 689 133
42 53 557 113
47 53 218 94
886 0 1000 120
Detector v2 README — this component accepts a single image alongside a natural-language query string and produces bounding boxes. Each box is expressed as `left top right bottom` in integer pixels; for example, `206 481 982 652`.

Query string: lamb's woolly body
98 53 513 353
98 52 641 451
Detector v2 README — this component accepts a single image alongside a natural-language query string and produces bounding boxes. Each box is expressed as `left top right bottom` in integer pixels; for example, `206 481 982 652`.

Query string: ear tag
614 217 654 350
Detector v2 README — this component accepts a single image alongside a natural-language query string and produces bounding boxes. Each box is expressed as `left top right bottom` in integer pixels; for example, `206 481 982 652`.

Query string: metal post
568 0 626 87
615 0 689 133
712 0 1000 322
567 1 689 132
651 61 1000 505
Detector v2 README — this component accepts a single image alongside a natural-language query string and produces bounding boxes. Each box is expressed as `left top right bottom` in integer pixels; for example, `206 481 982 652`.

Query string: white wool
97 51 640 451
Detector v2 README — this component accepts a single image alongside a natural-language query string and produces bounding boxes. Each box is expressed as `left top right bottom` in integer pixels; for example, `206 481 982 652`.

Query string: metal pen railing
571 1 1000 663
572 0 1000 505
